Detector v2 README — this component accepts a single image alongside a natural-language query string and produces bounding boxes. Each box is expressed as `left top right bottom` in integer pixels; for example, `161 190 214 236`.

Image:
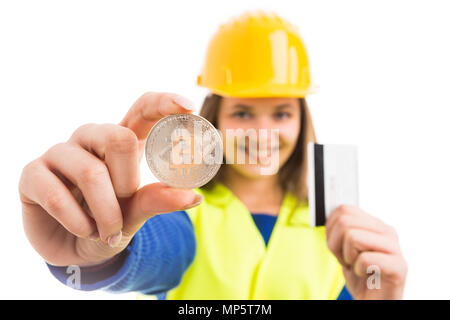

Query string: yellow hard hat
197 11 315 98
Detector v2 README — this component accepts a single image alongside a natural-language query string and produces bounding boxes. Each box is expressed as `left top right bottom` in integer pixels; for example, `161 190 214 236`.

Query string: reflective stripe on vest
138 182 345 299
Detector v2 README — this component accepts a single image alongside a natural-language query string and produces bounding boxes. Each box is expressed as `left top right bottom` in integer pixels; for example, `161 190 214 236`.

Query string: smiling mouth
237 144 281 156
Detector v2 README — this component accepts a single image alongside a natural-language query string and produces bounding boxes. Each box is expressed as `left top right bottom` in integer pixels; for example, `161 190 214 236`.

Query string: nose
254 116 278 136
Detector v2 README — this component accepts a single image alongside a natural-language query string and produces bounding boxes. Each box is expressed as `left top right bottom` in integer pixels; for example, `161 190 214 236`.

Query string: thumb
120 182 203 236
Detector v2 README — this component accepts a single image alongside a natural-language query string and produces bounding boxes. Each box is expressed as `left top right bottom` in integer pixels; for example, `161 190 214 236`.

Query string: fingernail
89 232 100 241
182 194 203 210
173 95 196 111
107 230 122 248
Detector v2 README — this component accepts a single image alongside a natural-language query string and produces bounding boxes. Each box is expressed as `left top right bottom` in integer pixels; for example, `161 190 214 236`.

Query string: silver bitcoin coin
145 114 223 189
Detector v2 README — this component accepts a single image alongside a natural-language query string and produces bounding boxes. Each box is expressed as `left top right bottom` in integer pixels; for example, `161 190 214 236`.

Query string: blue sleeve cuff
46 210 196 294
337 285 353 300
46 230 143 292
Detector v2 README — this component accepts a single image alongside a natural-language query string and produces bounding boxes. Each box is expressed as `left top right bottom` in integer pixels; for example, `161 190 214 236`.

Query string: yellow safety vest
138 182 345 300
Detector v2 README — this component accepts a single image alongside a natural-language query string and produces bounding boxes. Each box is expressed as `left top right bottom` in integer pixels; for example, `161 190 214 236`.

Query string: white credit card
308 142 359 227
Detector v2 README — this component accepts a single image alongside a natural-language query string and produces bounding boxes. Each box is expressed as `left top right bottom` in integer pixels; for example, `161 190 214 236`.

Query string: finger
353 252 408 286
43 143 123 245
119 92 196 142
19 159 97 239
69 123 140 198
342 229 400 266
327 219 398 268
326 205 395 242
120 183 203 235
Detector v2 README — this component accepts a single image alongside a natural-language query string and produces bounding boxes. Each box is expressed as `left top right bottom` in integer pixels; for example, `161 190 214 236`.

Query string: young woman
19 11 407 299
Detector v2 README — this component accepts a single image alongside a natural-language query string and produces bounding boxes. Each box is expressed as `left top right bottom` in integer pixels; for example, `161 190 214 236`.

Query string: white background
1 0 449 299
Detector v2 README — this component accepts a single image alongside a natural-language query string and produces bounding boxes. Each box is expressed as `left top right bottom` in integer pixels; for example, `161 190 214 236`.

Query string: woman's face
217 97 301 178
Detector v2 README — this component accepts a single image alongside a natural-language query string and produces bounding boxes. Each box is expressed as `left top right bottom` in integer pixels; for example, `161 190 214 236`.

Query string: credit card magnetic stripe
314 144 326 226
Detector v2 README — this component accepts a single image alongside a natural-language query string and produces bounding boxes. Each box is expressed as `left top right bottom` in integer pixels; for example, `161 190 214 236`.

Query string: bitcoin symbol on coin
145 114 223 189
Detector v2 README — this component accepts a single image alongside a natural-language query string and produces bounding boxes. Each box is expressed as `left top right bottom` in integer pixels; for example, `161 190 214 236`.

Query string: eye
232 110 252 119
273 111 291 120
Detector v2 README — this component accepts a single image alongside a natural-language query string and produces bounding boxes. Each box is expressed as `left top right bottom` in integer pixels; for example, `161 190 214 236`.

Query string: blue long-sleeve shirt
47 211 352 299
